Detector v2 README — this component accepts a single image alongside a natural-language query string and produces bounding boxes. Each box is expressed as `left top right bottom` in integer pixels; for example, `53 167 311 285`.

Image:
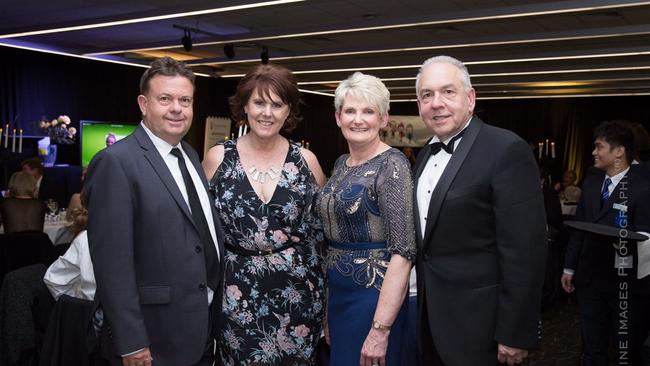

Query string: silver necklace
248 166 280 183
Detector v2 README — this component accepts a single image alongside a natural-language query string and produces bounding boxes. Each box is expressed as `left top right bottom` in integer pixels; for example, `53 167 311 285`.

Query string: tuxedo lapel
421 117 483 250
134 127 196 231
414 138 434 183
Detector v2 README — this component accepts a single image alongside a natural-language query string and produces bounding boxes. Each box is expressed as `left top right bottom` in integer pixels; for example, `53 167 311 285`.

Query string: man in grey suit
413 55 547 365
85 57 224 366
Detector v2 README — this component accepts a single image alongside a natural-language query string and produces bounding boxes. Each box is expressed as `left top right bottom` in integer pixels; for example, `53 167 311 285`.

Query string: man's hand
497 344 528 365
122 347 153 366
561 273 575 293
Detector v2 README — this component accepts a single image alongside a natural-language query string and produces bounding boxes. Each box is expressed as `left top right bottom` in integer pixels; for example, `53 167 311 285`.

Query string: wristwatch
371 320 391 331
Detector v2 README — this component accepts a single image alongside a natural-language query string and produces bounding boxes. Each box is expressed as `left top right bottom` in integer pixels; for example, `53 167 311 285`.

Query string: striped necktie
600 177 612 207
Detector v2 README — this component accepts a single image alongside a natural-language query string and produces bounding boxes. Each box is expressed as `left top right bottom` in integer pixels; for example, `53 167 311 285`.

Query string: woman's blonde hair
8 171 37 198
68 207 88 237
334 72 390 116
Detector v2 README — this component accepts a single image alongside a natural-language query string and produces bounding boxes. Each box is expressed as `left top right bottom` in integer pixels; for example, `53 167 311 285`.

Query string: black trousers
576 280 646 366
418 296 446 366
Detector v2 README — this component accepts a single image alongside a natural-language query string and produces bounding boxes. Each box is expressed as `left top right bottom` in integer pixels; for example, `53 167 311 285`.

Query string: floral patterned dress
210 139 325 365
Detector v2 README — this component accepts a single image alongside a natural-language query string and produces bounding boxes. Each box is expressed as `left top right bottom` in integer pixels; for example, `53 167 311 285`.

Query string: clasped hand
497 344 528 365
122 347 153 366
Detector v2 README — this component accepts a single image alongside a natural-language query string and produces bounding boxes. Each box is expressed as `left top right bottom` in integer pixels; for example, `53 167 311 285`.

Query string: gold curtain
563 110 585 183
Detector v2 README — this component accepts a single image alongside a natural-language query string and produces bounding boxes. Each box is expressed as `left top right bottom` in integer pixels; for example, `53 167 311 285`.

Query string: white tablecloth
43 222 68 243
0 222 69 244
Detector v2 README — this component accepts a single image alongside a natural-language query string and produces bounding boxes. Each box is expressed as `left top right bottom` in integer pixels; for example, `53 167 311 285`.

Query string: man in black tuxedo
561 120 650 366
85 57 224 366
413 55 547 366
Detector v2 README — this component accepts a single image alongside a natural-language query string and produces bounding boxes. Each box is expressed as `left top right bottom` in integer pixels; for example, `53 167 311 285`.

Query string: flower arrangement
40 115 76 144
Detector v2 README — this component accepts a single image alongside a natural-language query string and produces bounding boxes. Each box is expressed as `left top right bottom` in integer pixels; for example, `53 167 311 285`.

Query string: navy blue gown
316 149 416 366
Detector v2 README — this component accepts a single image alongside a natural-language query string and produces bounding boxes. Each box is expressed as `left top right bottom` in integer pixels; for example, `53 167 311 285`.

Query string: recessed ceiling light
295 65 650 86
86 1 650 56
220 49 650 78
0 0 304 39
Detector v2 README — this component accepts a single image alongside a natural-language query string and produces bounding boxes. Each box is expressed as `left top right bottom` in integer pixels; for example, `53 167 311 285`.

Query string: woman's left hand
359 328 389 366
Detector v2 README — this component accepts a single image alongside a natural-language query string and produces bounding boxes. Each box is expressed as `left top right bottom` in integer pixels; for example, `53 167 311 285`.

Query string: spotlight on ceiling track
224 43 235 59
181 30 192 52
260 46 269 64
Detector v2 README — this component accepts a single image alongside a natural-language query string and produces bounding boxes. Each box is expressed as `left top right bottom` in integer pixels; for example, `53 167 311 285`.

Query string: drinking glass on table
46 199 58 215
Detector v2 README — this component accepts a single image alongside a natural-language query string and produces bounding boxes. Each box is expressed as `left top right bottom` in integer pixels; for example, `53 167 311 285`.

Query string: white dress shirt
604 167 629 198
416 118 472 239
44 230 95 300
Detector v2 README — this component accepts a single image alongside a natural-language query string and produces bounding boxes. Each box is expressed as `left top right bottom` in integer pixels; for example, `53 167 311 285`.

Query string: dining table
0 220 70 245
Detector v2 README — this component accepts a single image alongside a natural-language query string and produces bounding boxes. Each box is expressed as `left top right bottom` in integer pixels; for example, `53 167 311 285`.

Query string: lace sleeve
376 151 416 261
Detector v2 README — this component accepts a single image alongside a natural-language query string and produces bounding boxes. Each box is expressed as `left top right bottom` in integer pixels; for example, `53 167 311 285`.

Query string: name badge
613 203 628 212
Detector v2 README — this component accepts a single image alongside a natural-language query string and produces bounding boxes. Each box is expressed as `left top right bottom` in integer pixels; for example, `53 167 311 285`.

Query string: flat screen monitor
80 120 137 166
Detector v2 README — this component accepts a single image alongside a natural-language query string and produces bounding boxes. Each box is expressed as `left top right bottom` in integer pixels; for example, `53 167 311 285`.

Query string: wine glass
46 199 59 215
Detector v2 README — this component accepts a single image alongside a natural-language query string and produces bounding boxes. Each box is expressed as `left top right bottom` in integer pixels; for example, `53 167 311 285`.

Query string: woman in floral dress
316 72 416 366
202 63 327 365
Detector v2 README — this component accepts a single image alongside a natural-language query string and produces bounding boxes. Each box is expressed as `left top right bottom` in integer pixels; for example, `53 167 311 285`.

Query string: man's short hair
415 55 472 99
21 157 43 175
593 120 635 163
139 57 195 95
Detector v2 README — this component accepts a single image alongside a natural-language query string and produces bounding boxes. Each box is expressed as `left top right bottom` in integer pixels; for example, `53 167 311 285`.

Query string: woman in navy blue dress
316 72 416 366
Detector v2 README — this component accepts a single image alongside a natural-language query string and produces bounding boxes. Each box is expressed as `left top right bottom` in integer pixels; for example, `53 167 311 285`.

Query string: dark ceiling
2 0 650 102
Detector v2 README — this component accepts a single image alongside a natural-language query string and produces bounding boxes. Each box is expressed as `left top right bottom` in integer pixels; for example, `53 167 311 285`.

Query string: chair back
39 294 96 366
0 264 54 366
0 231 56 285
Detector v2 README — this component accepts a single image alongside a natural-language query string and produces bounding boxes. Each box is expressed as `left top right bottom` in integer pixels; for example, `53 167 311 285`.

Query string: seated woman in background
43 206 94 300
554 169 581 202
64 166 88 223
0 171 46 233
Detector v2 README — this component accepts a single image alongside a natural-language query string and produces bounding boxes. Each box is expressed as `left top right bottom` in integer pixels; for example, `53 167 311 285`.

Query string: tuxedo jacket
565 165 650 292
414 117 547 366
85 126 225 365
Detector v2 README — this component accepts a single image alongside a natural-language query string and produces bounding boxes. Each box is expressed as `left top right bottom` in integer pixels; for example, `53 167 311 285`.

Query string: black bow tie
428 128 466 156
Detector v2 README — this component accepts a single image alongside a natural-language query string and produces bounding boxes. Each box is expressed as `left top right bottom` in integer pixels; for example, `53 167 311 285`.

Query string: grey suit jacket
414 117 547 366
85 125 224 365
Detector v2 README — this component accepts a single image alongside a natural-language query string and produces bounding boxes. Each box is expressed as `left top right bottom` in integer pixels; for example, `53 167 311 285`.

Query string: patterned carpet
528 299 582 365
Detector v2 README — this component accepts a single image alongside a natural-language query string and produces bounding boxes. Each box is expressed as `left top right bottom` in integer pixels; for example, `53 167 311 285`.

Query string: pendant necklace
248 166 280 183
